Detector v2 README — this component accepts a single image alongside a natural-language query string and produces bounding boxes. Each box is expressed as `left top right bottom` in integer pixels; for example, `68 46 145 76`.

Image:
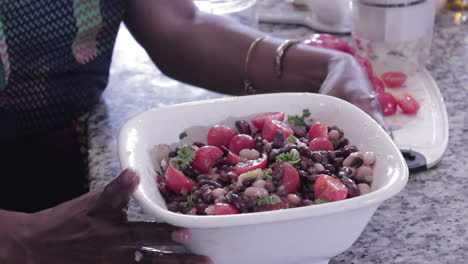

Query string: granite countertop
88 3 468 264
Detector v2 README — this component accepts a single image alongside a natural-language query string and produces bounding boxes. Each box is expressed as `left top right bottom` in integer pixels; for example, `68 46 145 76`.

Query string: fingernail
171 228 191 245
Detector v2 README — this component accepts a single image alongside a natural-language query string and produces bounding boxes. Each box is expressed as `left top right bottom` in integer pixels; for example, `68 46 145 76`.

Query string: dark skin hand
0 169 211 264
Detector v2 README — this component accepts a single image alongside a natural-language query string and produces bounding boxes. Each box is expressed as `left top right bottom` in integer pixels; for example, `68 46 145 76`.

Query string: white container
194 0 258 27
351 0 436 76
295 0 352 26
118 93 409 264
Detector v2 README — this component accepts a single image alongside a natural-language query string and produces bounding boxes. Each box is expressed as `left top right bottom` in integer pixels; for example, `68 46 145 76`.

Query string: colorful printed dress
0 0 128 139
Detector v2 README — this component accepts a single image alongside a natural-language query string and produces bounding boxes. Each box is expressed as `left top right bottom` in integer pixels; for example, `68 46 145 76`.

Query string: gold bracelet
275 39 301 78
243 36 266 95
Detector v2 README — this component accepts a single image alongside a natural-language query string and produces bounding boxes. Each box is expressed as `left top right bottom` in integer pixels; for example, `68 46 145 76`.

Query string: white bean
343 156 354 167
244 187 269 197
161 159 168 171
290 148 300 155
358 183 371 195
212 188 226 199
363 152 376 166
239 149 260 160
287 194 302 205
356 166 373 177
314 163 325 172
252 179 266 188
204 205 215 215
328 130 340 141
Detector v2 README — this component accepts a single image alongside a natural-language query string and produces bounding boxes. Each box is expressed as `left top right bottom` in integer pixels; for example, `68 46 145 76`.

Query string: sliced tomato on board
308 122 328 141
275 162 300 194
314 174 349 202
377 92 398 116
397 93 420 114
381 72 407 88
309 138 334 151
235 153 268 175
304 34 355 56
251 112 285 130
228 134 255 154
261 117 294 142
191 146 224 174
207 125 237 149
371 76 385 94
165 165 195 195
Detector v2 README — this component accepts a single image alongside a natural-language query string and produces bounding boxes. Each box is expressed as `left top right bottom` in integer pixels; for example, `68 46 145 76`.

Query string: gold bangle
244 36 266 95
275 39 301 78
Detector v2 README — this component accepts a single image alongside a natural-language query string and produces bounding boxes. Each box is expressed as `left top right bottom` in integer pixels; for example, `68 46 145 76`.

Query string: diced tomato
255 201 286 212
397 93 420 114
275 162 300 194
165 165 195 195
304 34 355 56
314 174 348 202
377 92 398 116
235 153 268 175
207 125 237 148
261 117 294 142
213 203 240 215
251 112 285 130
381 72 407 88
227 170 239 181
228 134 255 154
371 76 385 94
309 138 334 151
226 151 241 165
191 146 224 174
355 55 373 80
308 122 328 141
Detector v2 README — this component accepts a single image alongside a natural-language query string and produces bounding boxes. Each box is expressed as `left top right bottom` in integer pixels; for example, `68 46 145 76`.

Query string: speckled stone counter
88 4 468 264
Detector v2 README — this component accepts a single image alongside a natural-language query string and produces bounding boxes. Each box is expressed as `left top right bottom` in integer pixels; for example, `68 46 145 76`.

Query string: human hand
21 169 211 264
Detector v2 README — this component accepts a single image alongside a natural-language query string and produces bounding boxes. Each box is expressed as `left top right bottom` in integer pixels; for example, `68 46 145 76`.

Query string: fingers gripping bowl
118 93 408 264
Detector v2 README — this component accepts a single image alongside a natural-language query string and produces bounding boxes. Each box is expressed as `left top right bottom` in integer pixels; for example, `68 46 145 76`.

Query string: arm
0 211 29 263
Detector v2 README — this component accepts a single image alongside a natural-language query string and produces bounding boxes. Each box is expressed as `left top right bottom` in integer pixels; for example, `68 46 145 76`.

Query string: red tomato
397 93 420 114
213 203 240 215
207 125 237 148
371 76 385 94
255 201 286 212
227 170 239 181
355 55 373 80
314 174 348 202
235 153 268 175
308 122 328 141
276 162 300 194
226 151 240 165
228 134 255 154
262 117 294 142
165 165 195 195
381 72 407 88
377 92 398 116
191 146 224 174
304 34 355 56
309 138 334 151
251 112 285 130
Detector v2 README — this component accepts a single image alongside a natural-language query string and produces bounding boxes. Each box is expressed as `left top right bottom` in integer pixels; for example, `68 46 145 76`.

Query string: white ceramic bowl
118 93 408 264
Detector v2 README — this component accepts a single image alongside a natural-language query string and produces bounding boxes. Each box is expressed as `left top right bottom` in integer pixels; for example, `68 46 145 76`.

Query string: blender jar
351 0 436 76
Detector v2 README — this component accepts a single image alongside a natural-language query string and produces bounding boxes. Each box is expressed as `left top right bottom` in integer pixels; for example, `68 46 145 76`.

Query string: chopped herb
276 152 301 165
287 109 311 127
314 198 329 205
261 168 273 180
257 195 278 207
331 139 340 149
170 146 195 170
286 135 298 144
179 131 188 139
179 194 196 208
339 130 344 138
227 191 234 196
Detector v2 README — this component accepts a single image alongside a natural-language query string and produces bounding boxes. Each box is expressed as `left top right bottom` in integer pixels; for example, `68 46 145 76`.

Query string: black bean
298 170 308 179
242 178 256 187
265 179 276 192
307 174 320 183
255 136 263 143
337 138 349 149
157 182 171 197
253 131 262 139
327 151 336 162
321 170 331 175
311 152 324 163
272 130 286 148
299 137 309 144
350 157 364 168
268 152 277 163
218 171 231 183
182 167 199 179
302 199 314 206
232 185 246 194
338 167 353 178
334 149 345 157
341 178 360 198
235 120 252 135
277 186 288 197
196 174 212 182
343 146 358 157
167 201 179 212
299 146 312 158
198 179 222 188
191 189 202 201
307 167 318 175
200 184 214 193
278 144 297 154
227 194 245 211
272 164 285 181
196 203 209 215
291 125 307 138
168 151 177 158
328 125 341 133
202 189 213 203
244 195 259 209
193 142 206 148
324 164 336 173
333 157 344 168
254 142 264 153
263 143 273 155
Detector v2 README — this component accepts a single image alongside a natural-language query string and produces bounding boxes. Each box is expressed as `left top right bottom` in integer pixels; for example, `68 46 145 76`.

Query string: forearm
0 210 30 263
124 0 339 95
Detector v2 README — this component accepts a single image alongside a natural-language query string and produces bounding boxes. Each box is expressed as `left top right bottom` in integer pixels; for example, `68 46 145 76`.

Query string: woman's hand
1 169 211 264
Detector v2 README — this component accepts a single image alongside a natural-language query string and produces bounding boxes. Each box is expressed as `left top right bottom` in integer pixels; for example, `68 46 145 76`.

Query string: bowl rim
118 93 409 229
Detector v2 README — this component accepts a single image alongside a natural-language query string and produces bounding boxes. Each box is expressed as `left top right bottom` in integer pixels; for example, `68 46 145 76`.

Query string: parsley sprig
276 151 301 165
261 168 273 180
170 146 195 170
257 195 278 207
287 109 311 126
179 194 196 208
179 131 188 139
